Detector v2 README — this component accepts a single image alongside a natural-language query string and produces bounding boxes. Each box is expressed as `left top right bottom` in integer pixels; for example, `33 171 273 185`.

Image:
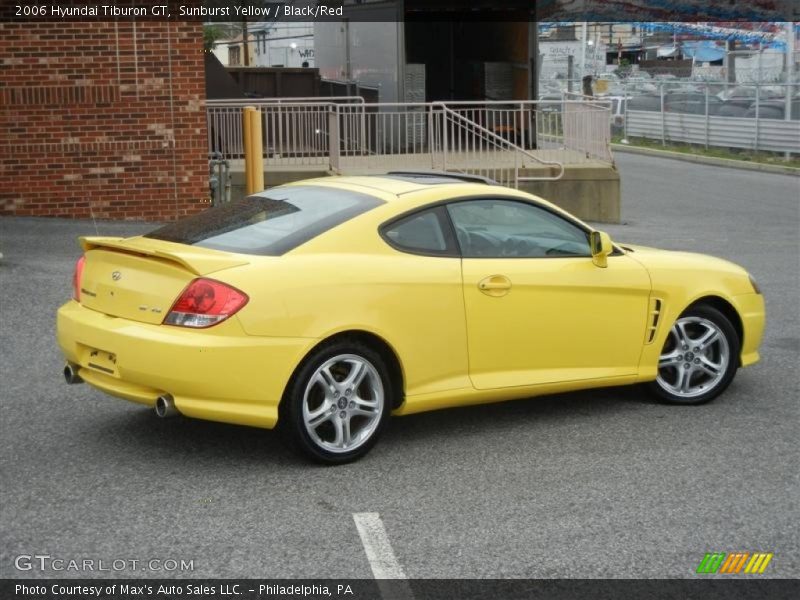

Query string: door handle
479 280 511 290
478 275 512 296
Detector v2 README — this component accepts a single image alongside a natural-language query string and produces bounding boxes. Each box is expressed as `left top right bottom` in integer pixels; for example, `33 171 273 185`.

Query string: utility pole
242 18 249 66
727 39 737 84
567 55 574 93
579 22 588 79
785 22 795 159
786 23 795 114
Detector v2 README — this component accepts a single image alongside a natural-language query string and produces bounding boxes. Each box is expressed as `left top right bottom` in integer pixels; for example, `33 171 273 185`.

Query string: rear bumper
57 301 316 429
735 292 765 367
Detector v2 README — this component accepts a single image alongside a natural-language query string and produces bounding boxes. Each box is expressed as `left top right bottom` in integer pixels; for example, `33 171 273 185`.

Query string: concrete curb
612 143 800 177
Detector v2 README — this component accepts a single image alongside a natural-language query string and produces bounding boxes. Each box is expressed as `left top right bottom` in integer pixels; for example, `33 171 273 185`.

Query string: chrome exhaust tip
154 395 179 418
63 364 83 385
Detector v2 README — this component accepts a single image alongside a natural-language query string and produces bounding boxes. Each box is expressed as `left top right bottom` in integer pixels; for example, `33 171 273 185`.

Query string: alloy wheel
302 354 385 454
656 316 730 399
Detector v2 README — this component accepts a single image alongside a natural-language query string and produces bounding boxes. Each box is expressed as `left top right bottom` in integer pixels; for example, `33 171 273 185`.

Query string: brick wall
0 21 209 220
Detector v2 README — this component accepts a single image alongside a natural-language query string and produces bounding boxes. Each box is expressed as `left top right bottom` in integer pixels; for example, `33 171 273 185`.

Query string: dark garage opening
404 21 534 102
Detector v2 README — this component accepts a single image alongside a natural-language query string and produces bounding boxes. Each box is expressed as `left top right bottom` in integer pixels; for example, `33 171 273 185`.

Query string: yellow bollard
243 106 264 195
243 106 253 194
250 108 264 193
242 106 265 195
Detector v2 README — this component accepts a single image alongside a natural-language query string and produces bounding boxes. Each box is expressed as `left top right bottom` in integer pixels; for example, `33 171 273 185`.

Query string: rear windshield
144 186 383 256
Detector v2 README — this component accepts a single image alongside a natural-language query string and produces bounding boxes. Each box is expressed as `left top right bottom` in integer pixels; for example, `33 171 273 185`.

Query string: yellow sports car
57 173 765 463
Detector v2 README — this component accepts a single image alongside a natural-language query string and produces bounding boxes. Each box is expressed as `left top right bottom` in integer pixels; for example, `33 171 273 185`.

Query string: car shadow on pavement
383 385 658 444
93 408 303 466
90 385 655 467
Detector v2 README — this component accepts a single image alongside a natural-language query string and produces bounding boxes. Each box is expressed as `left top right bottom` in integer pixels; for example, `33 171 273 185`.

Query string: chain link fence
619 81 799 155
539 63 799 156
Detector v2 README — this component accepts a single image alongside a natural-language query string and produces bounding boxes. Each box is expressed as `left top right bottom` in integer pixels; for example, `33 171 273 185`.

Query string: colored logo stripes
696 552 773 574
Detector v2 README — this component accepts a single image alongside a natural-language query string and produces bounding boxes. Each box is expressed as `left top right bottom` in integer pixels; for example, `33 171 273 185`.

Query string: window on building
229 46 240 66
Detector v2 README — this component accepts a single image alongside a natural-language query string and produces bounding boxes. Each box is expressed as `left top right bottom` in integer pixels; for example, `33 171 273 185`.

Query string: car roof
277 172 596 237
282 173 496 199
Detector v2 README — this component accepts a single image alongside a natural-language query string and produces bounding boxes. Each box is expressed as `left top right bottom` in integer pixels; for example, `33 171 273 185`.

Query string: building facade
316 18 537 103
0 21 208 220
213 23 314 69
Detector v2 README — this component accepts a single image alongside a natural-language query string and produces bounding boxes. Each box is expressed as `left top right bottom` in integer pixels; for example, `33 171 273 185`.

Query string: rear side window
145 186 383 256
380 207 457 256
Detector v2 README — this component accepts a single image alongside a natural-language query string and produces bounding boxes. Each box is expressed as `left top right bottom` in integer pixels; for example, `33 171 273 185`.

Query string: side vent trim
645 298 663 345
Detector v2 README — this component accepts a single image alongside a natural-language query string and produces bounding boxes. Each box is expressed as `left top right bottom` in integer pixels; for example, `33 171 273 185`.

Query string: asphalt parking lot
0 153 798 580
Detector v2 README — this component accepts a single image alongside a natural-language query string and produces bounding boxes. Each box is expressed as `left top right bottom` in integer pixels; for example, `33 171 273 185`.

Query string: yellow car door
447 198 651 390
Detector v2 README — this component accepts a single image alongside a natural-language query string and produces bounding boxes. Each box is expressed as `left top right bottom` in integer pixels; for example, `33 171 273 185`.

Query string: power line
212 33 313 48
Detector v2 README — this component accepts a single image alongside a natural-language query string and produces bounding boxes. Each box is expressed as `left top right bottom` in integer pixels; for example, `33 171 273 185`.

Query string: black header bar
0 0 797 23
3 578 800 600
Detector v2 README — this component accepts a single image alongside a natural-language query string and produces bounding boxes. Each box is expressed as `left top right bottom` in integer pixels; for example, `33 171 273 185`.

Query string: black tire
647 304 740 406
279 340 393 464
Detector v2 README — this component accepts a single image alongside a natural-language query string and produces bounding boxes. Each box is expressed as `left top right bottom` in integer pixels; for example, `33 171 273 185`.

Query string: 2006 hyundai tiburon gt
57 173 765 463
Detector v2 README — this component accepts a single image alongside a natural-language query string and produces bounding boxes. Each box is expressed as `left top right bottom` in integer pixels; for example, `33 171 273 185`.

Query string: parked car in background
715 86 781 103
665 92 725 115
624 86 792 118
716 102 751 117
626 94 662 112
598 95 632 133
743 96 800 120
537 93 564 113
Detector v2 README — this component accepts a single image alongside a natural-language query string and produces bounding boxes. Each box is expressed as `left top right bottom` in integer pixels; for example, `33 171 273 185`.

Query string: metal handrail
206 96 365 106
208 98 612 109
434 103 565 181
206 98 615 184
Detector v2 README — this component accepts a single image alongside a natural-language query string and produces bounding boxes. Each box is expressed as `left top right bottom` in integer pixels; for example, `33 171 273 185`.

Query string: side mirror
590 231 613 268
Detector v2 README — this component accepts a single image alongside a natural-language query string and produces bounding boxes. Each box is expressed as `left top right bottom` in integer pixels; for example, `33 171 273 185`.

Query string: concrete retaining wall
229 163 621 224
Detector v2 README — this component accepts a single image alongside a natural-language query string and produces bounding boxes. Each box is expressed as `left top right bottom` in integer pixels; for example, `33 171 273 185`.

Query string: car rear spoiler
79 236 250 276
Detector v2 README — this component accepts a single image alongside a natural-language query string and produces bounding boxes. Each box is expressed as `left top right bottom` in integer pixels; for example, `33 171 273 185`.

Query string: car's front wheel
280 341 392 464
648 305 740 405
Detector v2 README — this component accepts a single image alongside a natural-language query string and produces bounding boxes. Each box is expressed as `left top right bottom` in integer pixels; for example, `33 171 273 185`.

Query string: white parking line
353 512 408 579
353 512 415 599
352 512 414 599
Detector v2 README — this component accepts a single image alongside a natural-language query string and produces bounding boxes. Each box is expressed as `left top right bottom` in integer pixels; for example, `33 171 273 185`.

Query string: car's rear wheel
648 305 740 405
280 341 392 464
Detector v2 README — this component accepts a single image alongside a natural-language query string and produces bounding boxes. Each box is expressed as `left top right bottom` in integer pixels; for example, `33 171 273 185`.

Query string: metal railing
329 102 431 171
206 96 365 106
433 104 565 187
206 98 614 187
561 93 615 162
441 99 611 163
207 97 365 168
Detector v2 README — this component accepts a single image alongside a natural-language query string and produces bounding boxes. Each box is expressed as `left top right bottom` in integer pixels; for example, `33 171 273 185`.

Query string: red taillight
163 278 248 328
72 255 86 301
